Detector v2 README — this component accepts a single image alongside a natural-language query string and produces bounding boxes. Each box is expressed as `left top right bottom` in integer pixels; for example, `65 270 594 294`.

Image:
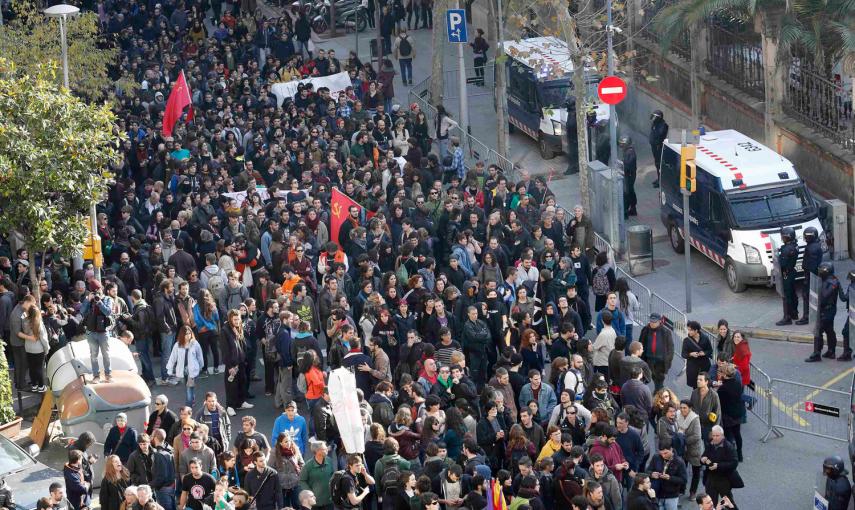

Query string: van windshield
727 184 816 229
539 78 599 109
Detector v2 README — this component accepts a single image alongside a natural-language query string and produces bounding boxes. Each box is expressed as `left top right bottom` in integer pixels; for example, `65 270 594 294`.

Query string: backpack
592 267 610 296
330 471 349 507
508 496 529 510
399 36 412 56
206 269 226 300
396 257 409 282
262 319 281 361
85 299 114 333
380 461 402 494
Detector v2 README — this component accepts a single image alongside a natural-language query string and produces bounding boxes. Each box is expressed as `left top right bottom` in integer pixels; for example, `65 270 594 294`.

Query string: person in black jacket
649 110 668 187
476 401 507 472
104 413 139 463
620 137 638 217
626 473 657 510
244 453 283 510
822 455 852 510
146 394 178 437
150 429 177 510
461 306 491 388
701 426 742 507
646 437 687 508
123 290 157 384
797 226 823 325
126 434 154 486
221 309 251 415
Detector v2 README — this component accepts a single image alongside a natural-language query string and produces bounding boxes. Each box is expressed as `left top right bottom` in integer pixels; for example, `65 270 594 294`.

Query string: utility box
825 199 849 260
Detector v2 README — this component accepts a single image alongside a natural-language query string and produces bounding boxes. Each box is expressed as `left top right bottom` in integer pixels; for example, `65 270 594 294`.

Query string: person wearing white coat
166 325 205 407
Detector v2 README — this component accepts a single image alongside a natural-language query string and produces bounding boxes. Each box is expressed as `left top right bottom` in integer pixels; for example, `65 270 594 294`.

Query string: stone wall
618 38 855 252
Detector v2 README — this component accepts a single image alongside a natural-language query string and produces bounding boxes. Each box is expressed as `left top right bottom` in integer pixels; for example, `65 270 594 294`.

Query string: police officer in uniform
649 110 669 188
776 227 800 326
806 262 841 362
619 136 637 217
839 270 854 358
822 455 852 510
796 226 823 325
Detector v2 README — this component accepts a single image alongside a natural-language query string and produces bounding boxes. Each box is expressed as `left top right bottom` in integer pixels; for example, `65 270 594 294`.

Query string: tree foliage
0 59 123 272
0 0 126 100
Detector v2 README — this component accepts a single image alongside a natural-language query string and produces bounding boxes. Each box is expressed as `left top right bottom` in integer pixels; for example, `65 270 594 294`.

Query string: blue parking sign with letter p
446 9 467 43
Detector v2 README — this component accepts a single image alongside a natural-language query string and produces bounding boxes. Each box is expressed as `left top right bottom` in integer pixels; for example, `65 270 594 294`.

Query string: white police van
659 129 826 292
503 37 608 159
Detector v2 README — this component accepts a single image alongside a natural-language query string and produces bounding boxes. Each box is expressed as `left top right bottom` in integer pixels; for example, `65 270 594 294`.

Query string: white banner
328 367 365 454
270 72 353 107
222 187 311 207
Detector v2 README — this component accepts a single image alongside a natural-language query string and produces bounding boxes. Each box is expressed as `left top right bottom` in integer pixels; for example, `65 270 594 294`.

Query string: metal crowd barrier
616 267 652 322
765 378 850 443
747 362 777 439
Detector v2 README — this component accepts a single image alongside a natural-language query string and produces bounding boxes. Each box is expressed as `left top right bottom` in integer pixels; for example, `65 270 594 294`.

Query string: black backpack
381 462 402 495
330 470 350 507
399 36 412 56
85 299 114 333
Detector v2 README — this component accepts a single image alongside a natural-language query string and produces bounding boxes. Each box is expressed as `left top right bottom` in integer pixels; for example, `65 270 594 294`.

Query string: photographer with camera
80 280 115 383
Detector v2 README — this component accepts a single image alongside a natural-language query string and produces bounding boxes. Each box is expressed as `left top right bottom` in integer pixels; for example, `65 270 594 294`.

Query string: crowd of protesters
0 0 751 509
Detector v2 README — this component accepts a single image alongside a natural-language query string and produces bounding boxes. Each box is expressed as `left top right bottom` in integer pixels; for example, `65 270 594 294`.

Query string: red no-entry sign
598 76 627 105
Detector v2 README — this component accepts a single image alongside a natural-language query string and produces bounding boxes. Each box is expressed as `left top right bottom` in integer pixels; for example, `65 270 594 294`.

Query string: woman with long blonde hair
100 454 130 510
23 302 50 392
221 309 251 416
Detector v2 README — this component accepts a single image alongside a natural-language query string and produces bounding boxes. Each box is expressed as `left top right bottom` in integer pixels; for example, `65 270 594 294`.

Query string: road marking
755 385 810 427
789 366 855 413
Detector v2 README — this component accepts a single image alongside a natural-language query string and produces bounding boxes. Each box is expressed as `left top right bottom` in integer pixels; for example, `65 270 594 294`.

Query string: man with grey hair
700 425 741 507
133 485 163 510
299 441 335 510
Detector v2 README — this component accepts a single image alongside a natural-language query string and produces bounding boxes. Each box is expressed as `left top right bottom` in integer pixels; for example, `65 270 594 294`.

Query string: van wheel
539 135 555 159
669 223 685 254
725 260 747 293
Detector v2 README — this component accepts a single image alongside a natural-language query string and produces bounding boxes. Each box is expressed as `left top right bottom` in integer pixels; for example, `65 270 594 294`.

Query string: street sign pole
606 0 617 173
446 8 469 145
681 129 692 313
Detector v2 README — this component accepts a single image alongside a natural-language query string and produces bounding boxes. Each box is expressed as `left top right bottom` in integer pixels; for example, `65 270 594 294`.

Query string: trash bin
59 370 151 443
627 225 653 275
370 39 379 59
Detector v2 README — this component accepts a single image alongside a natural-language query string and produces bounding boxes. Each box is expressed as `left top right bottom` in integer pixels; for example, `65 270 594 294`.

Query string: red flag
330 187 363 248
161 71 194 137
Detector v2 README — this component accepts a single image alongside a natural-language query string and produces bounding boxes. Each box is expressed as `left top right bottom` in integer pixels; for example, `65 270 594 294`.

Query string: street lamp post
44 4 79 89
44 5 101 283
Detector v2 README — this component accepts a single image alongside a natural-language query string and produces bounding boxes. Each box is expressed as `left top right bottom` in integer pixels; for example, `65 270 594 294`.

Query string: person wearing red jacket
587 424 629 483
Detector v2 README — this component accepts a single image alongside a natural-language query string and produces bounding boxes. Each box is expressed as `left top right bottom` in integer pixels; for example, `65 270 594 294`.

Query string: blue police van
503 36 608 159
659 129 826 292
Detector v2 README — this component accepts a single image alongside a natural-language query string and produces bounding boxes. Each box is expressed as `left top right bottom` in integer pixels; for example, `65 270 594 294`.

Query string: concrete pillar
757 8 786 149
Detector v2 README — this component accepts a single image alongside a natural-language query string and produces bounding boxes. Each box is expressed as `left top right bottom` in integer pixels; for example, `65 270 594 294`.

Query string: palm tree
653 0 855 145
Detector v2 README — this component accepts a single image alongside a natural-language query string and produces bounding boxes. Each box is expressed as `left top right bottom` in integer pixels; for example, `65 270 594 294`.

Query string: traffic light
680 144 697 193
82 216 104 268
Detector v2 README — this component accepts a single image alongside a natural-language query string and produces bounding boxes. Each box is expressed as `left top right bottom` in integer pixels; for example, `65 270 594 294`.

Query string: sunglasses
155 402 164 405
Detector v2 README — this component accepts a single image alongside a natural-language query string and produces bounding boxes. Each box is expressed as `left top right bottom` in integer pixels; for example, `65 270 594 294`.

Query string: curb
704 324 813 344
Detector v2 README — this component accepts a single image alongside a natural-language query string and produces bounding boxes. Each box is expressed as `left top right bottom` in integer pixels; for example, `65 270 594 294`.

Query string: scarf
438 375 452 390
305 214 321 232
280 444 302 473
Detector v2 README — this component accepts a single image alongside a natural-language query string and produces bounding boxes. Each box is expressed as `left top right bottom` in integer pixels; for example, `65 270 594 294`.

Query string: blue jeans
160 332 176 379
135 337 155 382
185 375 196 407
399 58 413 84
658 498 678 510
87 331 111 377
155 487 176 510
438 138 450 161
